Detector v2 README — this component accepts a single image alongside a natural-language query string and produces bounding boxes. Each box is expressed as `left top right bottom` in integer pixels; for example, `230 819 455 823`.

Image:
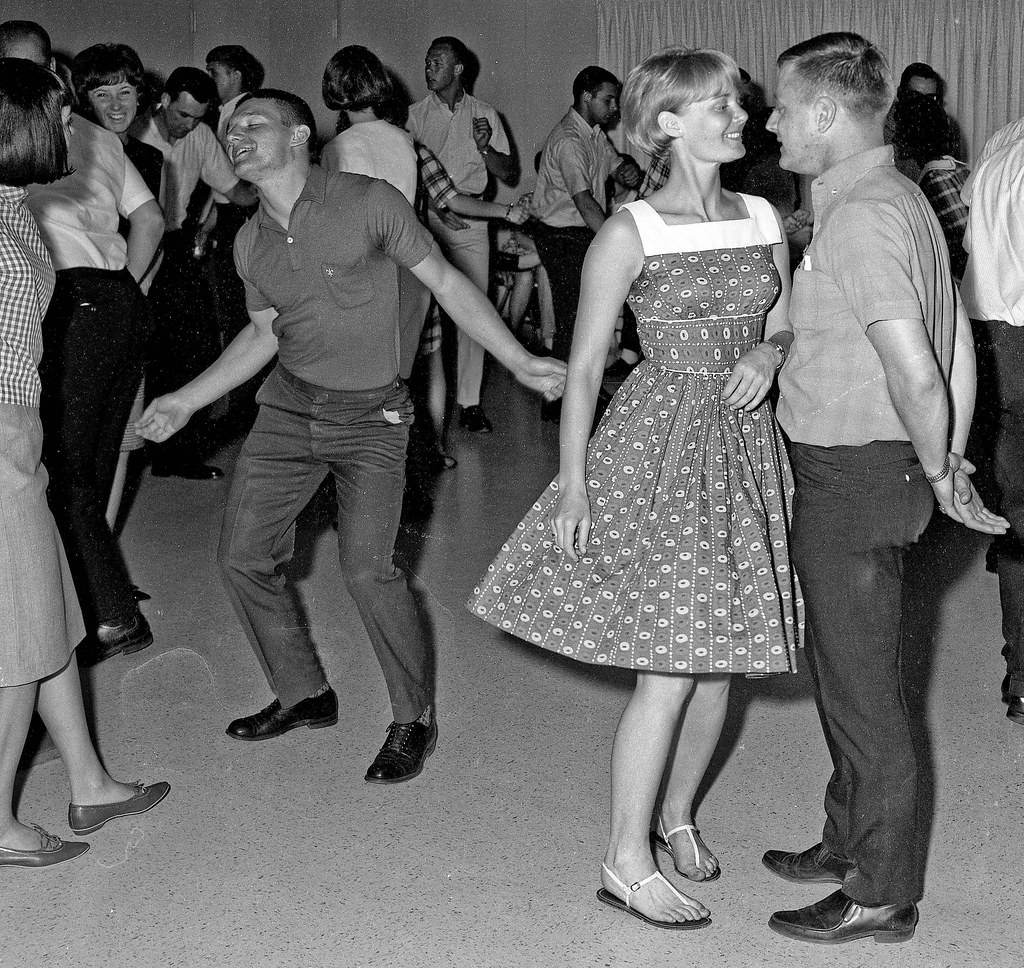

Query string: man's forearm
482 147 515 183
176 324 277 413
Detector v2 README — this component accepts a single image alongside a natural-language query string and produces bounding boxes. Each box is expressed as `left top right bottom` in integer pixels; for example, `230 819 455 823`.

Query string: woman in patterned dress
469 49 801 928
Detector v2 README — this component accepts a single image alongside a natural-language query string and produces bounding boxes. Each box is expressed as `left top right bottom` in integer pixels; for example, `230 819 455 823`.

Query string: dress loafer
762 842 850 885
93 611 153 662
226 688 338 741
0 824 90 868
151 461 224 480
1007 695 1024 725
69 781 170 835
365 718 437 784
769 889 918 945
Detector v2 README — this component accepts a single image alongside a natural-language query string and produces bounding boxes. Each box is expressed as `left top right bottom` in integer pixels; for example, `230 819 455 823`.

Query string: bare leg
534 264 555 349
0 680 48 850
35 656 136 805
506 270 535 333
602 672 710 923
659 674 731 879
425 348 449 458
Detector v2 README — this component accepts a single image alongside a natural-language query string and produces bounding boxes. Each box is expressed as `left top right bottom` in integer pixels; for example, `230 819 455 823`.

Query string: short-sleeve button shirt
777 146 956 447
233 165 434 391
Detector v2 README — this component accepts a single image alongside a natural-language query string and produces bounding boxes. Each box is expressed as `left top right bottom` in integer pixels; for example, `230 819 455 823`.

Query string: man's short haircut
777 32 893 123
0 58 69 186
898 61 943 99
572 66 620 103
164 65 217 106
428 36 468 66
72 43 146 106
322 45 401 123
622 47 741 158
241 88 317 142
0 20 51 64
206 45 265 93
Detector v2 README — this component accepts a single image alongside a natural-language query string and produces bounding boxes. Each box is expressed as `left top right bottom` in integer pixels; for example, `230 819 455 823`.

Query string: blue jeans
218 365 433 718
790 439 934 906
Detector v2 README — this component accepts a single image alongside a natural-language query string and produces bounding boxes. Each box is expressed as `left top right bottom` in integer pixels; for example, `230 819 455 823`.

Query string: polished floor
9 369 1020 968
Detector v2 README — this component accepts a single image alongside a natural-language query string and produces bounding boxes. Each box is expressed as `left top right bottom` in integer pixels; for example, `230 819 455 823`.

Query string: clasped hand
934 453 1010 535
721 343 776 411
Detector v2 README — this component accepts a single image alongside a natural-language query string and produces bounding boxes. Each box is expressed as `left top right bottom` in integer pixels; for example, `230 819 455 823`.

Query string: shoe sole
596 890 711 930
226 713 339 742
761 858 845 885
650 832 722 882
768 917 916 944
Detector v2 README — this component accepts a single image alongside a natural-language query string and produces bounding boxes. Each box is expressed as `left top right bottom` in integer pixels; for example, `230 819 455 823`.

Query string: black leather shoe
762 843 850 885
151 461 224 480
226 689 338 741
458 405 492 434
365 718 437 783
94 612 153 661
1008 695 1024 725
769 889 918 945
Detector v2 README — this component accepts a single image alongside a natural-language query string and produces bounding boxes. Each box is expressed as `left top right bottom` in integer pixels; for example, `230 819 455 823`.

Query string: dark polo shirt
234 164 434 390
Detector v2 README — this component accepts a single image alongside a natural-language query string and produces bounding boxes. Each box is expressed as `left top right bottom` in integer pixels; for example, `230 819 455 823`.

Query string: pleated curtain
596 0 1024 163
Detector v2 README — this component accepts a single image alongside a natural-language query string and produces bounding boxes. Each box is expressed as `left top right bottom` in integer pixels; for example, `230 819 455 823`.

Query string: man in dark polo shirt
759 33 1007 944
139 89 564 784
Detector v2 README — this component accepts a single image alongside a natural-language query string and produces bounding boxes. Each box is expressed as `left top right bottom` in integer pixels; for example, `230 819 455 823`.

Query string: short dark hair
0 20 51 64
72 43 146 106
898 61 943 100
428 36 468 67
322 45 400 122
206 45 265 93
777 32 893 122
164 65 216 106
241 88 317 142
0 58 69 186
572 66 619 103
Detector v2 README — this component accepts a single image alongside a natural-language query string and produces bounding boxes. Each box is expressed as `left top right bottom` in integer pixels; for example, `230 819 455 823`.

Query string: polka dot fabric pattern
469 197 803 676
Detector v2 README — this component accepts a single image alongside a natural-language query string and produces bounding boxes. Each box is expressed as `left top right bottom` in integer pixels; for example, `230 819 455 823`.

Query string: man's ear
160 92 171 111
454 62 464 78
813 95 838 133
291 124 311 147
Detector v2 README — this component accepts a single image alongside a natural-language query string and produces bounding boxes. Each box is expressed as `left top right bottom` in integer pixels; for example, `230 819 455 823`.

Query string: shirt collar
255 163 328 232
568 107 603 139
812 145 894 216
0 185 27 208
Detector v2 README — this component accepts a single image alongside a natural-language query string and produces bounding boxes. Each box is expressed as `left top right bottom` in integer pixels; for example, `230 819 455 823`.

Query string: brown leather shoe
762 843 850 884
769 889 918 944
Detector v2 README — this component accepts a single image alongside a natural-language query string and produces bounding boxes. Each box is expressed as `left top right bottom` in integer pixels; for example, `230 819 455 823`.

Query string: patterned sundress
469 195 802 675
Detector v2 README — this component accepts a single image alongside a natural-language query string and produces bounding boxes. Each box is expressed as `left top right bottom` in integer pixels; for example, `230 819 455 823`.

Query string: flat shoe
0 824 90 868
597 863 711 930
69 781 170 834
651 819 721 882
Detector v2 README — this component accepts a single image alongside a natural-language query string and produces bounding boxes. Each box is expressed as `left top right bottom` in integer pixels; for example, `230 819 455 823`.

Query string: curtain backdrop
597 0 1024 163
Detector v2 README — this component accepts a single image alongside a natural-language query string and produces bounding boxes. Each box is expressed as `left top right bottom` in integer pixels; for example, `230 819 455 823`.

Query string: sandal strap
602 864 687 910
660 820 702 867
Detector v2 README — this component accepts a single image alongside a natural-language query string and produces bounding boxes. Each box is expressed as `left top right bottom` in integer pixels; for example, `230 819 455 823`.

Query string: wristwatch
765 339 787 369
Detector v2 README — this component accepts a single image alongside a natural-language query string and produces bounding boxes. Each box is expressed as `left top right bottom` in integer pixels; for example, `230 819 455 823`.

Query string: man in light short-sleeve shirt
138 90 564 785
407 36 515 434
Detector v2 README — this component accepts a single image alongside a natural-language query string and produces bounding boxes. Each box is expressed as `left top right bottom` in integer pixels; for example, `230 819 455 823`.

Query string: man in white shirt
132 66 255 478
530 66 641 375
960 122 1024 727
407 36 515 434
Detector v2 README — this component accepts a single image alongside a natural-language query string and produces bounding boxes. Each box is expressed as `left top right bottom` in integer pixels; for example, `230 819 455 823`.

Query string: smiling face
226 98 302 181
86 79 139 137
766 64 824 175
665 85 747 165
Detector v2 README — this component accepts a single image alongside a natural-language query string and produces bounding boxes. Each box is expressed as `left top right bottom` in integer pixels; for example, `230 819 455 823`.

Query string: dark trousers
218 365 433 719
147 232 220 464
790 439 934 906
974 320 1024 695
529 222 593 362
38 267 149 626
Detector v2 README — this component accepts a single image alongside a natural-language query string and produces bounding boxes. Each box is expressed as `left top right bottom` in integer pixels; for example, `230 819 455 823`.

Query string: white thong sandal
651 818 722 882
597 862 712 930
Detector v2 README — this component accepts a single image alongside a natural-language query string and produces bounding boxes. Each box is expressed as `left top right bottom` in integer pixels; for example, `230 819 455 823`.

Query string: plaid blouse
0 185 54 407
415 143 459 213
918 158 969 284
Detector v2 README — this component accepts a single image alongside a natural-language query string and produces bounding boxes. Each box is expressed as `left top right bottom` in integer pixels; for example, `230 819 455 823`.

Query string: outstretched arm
409 246 565 400
137 307 279 442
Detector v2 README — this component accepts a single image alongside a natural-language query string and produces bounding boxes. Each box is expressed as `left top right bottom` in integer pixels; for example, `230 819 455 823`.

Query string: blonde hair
622 47 741 157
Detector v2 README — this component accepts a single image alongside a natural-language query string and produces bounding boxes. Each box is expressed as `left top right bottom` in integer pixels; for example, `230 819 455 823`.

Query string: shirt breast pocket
322 261 374 309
